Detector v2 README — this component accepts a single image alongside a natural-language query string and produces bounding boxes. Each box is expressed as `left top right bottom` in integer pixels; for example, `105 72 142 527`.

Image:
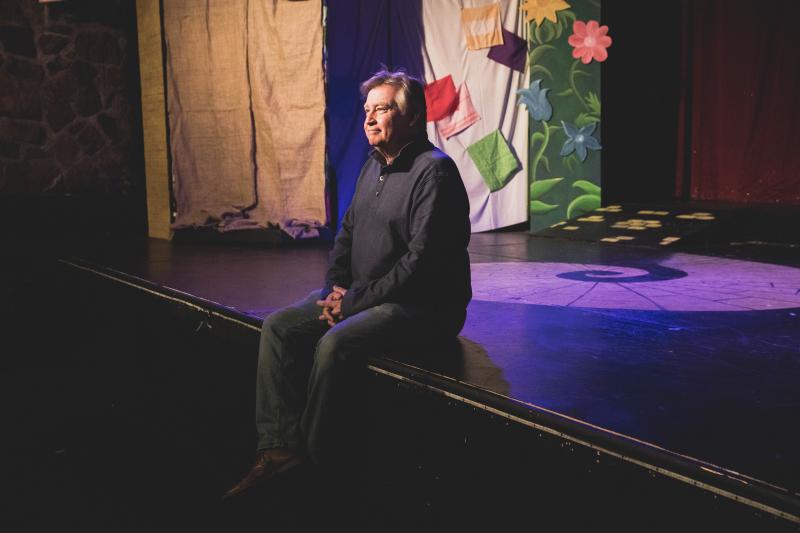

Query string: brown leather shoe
222 449 304 500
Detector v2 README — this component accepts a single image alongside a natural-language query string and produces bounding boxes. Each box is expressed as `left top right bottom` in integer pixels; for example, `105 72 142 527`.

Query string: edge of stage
50 202 800 526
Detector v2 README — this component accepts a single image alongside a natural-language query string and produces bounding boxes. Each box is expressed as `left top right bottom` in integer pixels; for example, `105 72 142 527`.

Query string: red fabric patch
424 75 459 122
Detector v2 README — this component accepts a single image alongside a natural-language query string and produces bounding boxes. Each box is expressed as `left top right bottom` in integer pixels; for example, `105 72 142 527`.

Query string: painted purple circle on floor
470 254 800 311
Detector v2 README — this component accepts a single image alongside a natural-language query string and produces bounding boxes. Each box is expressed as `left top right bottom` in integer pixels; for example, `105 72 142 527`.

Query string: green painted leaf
572 180 601 196
535 20 556 44
541 155 550 173
575 112 600 128
531 131 546 146
555 87 574 98
544 21 556 42
554 11 575 42
528 44 555 66
530 200 559 215
586 91 601 115
530 177 564 200
557 9 576 26
531 64 553 80
566 194 601 219
563 153 580 173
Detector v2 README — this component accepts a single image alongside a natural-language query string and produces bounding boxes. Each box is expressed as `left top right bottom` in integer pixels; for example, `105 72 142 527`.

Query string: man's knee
261 312 289 343
313 328 364 373
314 330 342 366
261 305 314 342
261 290 322 333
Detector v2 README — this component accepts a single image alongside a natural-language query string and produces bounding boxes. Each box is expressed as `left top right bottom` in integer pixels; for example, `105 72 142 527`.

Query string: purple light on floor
470 253 800 312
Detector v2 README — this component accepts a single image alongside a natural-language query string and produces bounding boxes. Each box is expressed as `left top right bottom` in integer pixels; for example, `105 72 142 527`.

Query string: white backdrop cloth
418 0 529 232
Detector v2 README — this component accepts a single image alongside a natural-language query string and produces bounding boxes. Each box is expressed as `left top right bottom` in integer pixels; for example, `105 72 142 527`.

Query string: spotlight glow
471 254 800 311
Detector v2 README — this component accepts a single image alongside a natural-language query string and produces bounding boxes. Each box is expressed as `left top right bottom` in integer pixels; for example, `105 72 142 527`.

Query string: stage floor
69 228 800 500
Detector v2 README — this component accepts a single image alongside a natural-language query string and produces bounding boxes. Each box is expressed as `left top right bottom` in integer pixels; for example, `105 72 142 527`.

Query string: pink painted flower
568 20 612 64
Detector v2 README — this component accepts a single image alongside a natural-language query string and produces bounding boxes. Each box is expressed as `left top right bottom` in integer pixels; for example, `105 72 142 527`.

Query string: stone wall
0 0 143 204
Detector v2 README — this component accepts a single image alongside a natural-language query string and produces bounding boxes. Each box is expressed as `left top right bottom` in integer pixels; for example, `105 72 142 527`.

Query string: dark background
603 0 800 206
0 0 146 249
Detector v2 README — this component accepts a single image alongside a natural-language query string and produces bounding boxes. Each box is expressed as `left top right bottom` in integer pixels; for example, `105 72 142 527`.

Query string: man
224 68 471 498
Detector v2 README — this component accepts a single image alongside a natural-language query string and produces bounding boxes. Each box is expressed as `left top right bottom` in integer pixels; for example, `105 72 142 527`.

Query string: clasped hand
316 285 347 326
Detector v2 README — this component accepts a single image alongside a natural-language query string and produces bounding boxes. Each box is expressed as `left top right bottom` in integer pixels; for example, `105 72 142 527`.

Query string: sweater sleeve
322 202 355 298
340 161 469 317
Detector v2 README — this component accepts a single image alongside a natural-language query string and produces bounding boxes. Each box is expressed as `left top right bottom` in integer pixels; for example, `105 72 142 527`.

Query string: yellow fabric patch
461 3 504 50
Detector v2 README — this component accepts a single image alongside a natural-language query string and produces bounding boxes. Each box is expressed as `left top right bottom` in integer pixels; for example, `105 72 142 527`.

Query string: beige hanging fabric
163 0 326 230
244 0 326 230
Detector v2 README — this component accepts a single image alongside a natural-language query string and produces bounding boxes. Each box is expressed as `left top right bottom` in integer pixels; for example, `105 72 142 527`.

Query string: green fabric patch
467 129 519 192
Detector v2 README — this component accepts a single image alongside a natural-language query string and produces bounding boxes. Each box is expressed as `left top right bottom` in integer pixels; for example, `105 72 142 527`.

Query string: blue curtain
326 0 423 229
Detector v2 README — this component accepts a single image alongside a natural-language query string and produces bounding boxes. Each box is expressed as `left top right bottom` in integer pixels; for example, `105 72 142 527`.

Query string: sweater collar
370 137 434 171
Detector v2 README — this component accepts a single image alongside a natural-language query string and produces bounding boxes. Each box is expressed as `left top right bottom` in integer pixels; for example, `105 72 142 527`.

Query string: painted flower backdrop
568 19 612 64
517 79 552 121
520 0 572 25
519 0 608 231
560 121 601 162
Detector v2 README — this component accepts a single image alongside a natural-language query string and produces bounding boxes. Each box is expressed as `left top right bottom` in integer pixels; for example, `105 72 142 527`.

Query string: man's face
363 84 415 155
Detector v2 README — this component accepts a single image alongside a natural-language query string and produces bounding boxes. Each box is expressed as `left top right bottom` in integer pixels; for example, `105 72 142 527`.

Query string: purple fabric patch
487 28 527 73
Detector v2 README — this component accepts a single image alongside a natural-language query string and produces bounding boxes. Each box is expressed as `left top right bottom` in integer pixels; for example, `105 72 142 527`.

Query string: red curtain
676 0 800 205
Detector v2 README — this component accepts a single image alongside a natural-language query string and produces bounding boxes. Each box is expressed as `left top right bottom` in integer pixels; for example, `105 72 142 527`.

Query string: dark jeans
255 289 464 464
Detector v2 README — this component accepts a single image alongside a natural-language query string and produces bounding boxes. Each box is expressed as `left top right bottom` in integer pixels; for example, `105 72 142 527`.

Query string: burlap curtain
164 0 326 230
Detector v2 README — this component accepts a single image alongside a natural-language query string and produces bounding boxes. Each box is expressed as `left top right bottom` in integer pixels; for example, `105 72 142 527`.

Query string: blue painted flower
517 79 552 122
560 121 601 162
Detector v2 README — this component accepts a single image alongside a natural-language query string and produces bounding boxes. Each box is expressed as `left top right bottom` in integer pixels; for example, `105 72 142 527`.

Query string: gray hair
360 67 427 130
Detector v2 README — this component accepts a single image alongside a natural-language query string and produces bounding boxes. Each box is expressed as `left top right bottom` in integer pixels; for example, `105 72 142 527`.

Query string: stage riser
366 372 796 531
46 262 798 531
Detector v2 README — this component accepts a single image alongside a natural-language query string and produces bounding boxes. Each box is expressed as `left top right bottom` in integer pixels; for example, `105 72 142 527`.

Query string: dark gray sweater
324 138 472 321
